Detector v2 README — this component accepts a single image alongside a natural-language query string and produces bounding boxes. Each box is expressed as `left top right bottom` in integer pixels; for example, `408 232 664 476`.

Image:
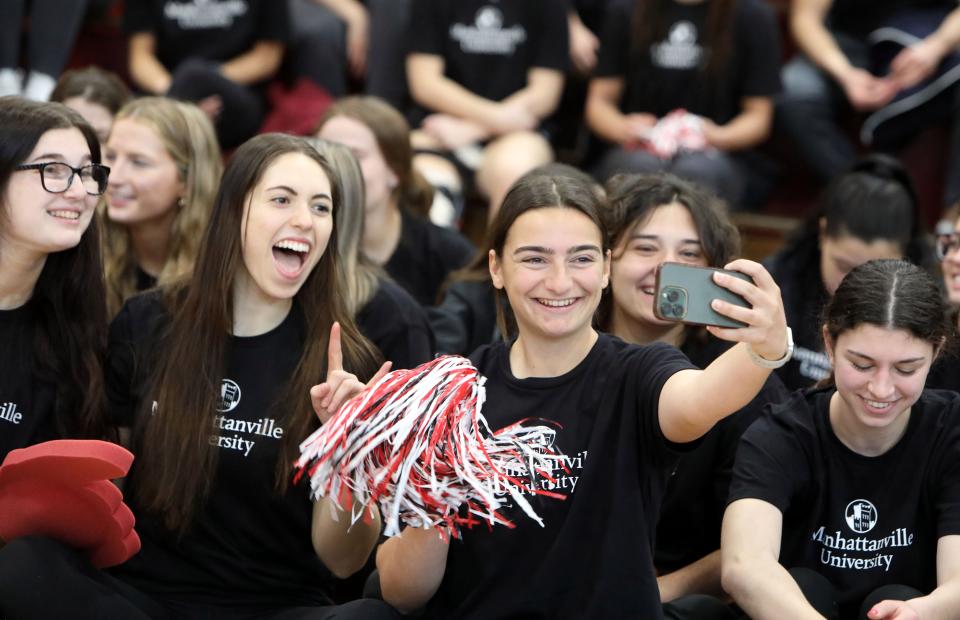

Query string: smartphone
653 262 753 328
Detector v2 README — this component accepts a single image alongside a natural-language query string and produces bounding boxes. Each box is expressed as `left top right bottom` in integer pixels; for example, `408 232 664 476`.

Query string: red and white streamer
295 356 567 538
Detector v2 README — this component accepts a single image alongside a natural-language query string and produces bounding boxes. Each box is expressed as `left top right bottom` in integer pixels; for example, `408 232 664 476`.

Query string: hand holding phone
654 262 753 328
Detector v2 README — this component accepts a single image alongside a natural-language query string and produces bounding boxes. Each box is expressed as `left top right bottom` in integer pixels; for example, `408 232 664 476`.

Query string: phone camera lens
666 290 679 303
672 303 684 317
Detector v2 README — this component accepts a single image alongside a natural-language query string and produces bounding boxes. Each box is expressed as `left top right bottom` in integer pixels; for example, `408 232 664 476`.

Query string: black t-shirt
728 388 960 618
764 241 832 391
827 0 953 38
594 0 781 125
429 279 499 356
384 209 475 307
409 0 568 103
426 334 696 619
107 292 334 606
124 0 289 72
0 302 59 463
357 278 435 370
654 334 789 573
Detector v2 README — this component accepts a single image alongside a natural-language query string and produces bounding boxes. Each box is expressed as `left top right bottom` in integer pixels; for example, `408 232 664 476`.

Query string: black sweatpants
0 536 401 620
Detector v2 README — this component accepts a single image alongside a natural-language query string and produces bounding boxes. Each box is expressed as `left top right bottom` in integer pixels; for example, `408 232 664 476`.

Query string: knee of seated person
334 597 402 620
477 132 552 196
858 584 925 620
0 535 70 581
663 594 737 620
172 58 221 82
780 58 834 103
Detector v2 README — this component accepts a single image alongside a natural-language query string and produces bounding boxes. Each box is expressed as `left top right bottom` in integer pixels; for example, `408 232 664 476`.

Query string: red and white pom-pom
295 356 567 538
642 109 709 158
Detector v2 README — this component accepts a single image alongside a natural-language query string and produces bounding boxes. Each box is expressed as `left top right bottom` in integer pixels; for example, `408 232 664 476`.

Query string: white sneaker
0 68 22 97
23 71 56 101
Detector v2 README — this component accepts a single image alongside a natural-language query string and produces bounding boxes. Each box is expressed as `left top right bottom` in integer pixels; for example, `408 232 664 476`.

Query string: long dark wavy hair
597 172 741 330
0 97 108 440
134 133 381 533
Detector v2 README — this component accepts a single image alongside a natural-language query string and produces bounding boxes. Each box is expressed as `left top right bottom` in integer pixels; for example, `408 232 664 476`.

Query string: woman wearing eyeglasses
926 218 960 393
0 96 110 461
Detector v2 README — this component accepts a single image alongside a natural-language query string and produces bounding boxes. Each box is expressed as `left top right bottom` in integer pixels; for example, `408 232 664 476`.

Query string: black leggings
0 536 400 620
790 567 924 620
166 58 265 151
0 0 87 76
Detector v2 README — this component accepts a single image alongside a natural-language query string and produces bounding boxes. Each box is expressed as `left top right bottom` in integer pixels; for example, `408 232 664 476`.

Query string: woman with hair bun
764 154 933 390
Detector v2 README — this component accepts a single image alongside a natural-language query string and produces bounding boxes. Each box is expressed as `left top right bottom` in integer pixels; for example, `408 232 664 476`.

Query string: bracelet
747 327 794 369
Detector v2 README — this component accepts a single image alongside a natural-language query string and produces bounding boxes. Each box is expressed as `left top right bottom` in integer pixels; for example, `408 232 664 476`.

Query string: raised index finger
327 321 344 377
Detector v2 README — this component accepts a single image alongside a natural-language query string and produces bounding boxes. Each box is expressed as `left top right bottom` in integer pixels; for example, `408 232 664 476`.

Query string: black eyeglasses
936 232 960 260
14 161 110 196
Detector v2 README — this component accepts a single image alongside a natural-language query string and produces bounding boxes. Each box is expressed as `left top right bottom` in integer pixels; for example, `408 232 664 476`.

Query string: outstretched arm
658 260 788 444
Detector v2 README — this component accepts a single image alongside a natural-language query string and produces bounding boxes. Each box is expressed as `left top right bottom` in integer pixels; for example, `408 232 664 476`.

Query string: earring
177 197 185 208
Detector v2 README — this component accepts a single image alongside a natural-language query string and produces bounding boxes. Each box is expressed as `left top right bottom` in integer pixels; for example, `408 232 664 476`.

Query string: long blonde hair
103 97 222 315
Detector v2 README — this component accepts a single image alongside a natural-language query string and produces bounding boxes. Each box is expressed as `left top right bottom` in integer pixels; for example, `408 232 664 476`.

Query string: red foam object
0 440 141 568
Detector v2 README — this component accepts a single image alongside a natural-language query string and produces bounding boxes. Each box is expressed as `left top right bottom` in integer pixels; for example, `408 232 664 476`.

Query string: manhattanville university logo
845 499 878 534
217 378 241 412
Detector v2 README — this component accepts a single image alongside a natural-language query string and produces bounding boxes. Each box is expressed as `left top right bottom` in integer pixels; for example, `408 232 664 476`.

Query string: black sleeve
438 229 476 274
408 0 443 56
737 0 782 97
631 343 698 461
531 0 570 72
932 397 960 538
123 0 157 35
593 1 631 78
255 0 290 43
105 303 140 429
727 402 809 512
427 300 472 356
712 373 790 516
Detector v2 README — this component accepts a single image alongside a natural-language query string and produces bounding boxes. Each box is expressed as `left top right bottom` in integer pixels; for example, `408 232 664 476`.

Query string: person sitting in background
778 0 960 212
585 0 781 208
124 0 289 149
317 96 474 307
102 96 222 316
764 154 933 391
286 0 412 109
927 213 960 392
406 0 568 219
309 138 435 370
50 66 132 148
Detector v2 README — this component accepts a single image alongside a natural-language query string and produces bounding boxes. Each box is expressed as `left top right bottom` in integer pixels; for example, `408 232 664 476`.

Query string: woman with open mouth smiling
723 260 960 620
376 167 790 619
0 133 398 619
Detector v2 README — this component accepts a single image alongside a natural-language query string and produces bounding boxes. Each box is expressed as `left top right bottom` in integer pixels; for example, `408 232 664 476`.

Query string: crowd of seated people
3 1 960 619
